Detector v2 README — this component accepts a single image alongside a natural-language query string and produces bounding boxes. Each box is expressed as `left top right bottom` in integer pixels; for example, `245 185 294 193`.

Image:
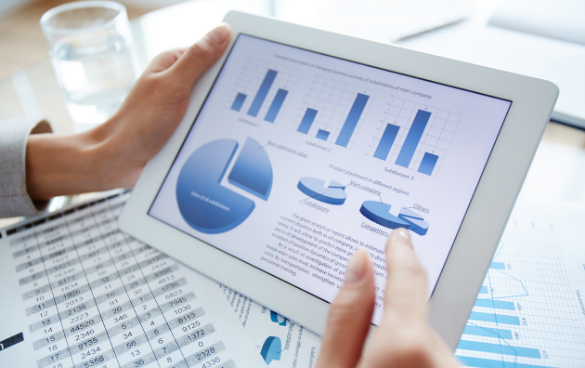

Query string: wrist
26 129 106 200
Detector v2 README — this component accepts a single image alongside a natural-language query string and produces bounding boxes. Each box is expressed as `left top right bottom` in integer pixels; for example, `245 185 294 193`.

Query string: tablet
119 11 558 348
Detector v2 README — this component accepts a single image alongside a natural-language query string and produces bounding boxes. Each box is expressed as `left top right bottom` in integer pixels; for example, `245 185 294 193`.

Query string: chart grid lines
229 56 301 123
295 75 375 148
458 219 585 368
371 96 461 177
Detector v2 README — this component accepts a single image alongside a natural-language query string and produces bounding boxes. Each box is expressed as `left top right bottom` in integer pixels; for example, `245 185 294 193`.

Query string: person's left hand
26 24 231 200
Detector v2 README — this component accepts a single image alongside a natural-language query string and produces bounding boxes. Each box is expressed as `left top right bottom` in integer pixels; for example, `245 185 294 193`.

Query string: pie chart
270 310 287 326
360 201 429 236
176 137 272 234
398 207 430 236
297 177 347 205
260 336 282 364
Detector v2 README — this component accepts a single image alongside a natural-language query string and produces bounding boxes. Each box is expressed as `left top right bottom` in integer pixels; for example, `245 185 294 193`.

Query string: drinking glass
40 1 138 132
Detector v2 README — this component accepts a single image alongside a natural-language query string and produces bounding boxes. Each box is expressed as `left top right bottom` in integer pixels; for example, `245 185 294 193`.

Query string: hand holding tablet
119 11 558 349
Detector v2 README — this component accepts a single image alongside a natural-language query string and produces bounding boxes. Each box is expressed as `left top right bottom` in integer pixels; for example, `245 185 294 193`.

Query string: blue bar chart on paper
456 205 585 368
371 96 461 177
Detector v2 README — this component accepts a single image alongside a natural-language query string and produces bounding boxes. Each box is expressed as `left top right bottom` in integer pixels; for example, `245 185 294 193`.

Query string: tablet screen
149 34 511 325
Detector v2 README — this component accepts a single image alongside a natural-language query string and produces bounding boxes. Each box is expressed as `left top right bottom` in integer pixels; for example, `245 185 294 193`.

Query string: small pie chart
398 207 430 236
260 336 282 364
360 201 429 236
297 177 347 205
176 137 272 234
270 310 287 326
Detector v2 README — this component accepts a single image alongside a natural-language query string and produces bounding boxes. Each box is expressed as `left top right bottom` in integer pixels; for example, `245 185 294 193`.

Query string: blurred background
1 0 583 131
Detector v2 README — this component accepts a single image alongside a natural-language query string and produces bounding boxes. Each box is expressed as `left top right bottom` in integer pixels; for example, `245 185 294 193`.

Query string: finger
168 23 231 86
316 250 375 368
145 48 187 74
383 228 428 323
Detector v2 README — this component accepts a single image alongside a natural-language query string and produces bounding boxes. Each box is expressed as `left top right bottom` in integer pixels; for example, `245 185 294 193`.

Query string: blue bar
231 93 247 111
457 356 554 368
248 69 277 117
475 299 515 310
463 325 512 340
396 110 431 168
335 93 369 147
264 89 288 123
491 262 506 270
480 286 488 294
297 108 318 134
458 341 541 359
373 124 400 160
418 152 438 176
469 312 520 325
316 130 330 141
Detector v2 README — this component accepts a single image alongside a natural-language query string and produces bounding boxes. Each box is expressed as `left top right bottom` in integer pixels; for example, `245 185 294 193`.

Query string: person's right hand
26 24 231 201
315 228 460 368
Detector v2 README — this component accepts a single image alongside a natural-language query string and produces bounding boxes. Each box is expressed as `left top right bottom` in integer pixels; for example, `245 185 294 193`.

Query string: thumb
169 23 231 86
316 250 375 368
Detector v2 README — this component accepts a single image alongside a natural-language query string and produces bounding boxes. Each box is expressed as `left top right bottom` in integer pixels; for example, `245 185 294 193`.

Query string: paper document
488 0 585 46
1 191 583 368
457 200 585 367
220 286 322 367
0 191 266 368
275 0 472 43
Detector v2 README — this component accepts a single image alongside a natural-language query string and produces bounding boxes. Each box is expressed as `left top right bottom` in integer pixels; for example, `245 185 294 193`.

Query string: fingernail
206 23 230 45
395 228 411 240
344 250 368 285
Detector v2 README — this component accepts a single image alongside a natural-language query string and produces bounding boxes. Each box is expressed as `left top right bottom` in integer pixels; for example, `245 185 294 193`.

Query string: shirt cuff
0 118 53 217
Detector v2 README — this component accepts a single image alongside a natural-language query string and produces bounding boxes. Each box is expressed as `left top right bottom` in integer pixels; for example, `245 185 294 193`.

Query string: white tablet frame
119 11 558 349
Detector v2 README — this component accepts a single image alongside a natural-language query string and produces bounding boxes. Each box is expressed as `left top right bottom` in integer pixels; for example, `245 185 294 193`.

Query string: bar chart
228 57 301 123
371 97 461 177
457 218 585 368
294 75 374 148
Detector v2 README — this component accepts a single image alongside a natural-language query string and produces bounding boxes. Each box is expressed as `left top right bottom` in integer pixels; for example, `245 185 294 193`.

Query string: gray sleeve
0 119 54 217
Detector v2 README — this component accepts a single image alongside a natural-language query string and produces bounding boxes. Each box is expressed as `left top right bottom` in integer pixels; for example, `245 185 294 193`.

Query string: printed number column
91 205 163 368
103 201 191 368
12 224 75 368
62 208 121 368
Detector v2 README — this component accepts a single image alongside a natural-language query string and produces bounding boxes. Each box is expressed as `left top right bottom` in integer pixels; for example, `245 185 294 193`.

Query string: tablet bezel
119 10 558 349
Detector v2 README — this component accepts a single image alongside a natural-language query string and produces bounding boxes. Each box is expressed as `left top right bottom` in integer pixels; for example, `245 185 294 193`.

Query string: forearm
25 129 137 201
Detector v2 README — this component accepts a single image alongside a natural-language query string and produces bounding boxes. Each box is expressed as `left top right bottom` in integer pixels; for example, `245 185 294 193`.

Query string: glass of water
40 1 137 132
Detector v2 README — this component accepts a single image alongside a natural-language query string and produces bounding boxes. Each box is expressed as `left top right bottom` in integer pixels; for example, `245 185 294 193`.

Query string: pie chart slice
176 139 256 234
398 207 424 221
228 137 273 200
398 208 429 236
297 177 347 205
260 336 282 364
270 311 287 326
360 201 411 229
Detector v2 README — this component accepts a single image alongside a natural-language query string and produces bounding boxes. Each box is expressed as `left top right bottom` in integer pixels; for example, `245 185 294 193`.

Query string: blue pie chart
260 336 282 364
360 201 429 236
297 177 347 205
398 207 430 236
176 137 272 234
270 310 287 326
